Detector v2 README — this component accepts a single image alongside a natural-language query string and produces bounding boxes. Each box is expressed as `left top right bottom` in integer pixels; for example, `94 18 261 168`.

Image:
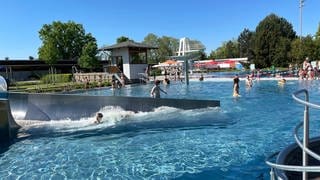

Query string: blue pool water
2 79 320 179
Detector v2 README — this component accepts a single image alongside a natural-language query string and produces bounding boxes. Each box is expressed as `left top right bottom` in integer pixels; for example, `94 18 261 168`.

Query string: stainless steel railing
266 89 320 180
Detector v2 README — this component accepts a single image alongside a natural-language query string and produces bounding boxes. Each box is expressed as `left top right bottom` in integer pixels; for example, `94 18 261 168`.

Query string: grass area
9 81 111 93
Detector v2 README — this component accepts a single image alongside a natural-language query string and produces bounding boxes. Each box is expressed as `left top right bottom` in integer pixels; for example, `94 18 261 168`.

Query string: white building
99 41 157 82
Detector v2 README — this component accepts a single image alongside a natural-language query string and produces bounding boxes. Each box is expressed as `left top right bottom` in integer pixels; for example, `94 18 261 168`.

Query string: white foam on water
16 105 223 133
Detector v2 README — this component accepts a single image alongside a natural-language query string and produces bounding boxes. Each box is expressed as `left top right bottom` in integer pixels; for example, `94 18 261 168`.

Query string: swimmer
278 78 286 85
94 112 103 124
233 74 240 97
246 75 253 87
233 92 241 97
199 74 204 81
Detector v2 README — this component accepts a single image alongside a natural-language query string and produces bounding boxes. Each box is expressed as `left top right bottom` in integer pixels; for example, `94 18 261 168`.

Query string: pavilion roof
99 41 158 51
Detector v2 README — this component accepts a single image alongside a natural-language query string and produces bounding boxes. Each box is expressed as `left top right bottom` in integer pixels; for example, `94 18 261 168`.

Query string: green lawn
9 81 111 93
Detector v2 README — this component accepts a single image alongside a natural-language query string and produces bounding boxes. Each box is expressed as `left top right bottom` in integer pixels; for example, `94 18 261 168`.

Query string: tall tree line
210 13 320 69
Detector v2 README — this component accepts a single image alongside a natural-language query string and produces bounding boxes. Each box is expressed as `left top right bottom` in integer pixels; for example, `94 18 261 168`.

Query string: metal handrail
266 89 320 180
266 160 320 172
266 150 320 173
292 89 320 109
294 122 320 161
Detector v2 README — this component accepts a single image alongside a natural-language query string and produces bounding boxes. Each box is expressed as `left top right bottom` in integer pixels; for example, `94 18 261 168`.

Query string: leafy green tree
290 36 318 64
238 28 255 62
116 36 131 43
157 36 178 61
211 46 226 59
196 50 207 60
289 38 302 63
38 21 96 63
79 41 100 71
38 41 61 65
143 33 160 63
303 35 317 61
210 40 238 59
273 37 291 67
208 50 216 59
225 40 239 58
254 14 296 68
143 34 204 63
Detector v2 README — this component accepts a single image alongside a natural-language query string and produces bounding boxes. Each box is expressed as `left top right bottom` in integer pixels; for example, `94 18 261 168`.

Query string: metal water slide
7 93 220 121
0 71 219 140
1 90 219 141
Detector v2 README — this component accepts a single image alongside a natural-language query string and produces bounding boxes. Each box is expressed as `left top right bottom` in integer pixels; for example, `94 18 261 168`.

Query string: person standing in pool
233 74 240 97
150 80 167 98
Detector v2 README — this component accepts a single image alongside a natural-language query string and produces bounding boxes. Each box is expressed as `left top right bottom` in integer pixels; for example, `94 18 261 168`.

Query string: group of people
233 73 287 97
298 58 319 80
111 74 126 89
233 73 253 97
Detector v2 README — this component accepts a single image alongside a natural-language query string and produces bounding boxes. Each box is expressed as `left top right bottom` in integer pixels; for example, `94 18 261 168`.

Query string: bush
41 74 72 84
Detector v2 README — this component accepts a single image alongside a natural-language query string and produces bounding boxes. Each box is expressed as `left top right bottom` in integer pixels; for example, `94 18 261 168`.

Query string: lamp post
299 0 304 41
299 0 304 61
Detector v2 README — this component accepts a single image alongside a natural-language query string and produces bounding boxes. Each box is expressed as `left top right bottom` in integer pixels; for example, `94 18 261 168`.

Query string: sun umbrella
163 59 177 65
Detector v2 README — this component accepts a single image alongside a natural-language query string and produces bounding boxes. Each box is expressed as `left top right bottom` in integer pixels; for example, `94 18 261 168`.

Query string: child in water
94 112 103 124
233 74 240 97
150 80 167 98
278 78 286 85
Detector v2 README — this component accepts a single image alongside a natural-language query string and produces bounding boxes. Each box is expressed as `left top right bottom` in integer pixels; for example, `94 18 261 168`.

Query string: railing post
270 167 275 180
303 90 309 180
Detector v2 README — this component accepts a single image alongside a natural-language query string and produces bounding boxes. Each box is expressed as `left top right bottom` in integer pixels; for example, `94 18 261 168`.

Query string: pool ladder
266 89 320 180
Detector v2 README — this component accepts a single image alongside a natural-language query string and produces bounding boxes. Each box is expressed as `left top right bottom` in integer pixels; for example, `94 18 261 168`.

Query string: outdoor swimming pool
1 78 320 179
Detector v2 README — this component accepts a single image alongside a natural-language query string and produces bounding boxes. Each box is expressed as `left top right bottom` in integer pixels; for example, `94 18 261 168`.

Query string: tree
116 36 131 43
208 50 217 59
195 50 207 60
211 46 225 59
157 36 178 61
238 28 255 62
38 21 95 64
38 21 97 68
210 40 238 59
38 41 60 65
143 33 160 63
225 40 239 58
79 41 100 71
302 35 317 61
254 14 296 68
289 38 302 63
273 37 291 67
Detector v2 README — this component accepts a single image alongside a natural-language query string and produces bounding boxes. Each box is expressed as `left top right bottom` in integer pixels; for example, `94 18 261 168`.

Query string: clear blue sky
0 0 319 59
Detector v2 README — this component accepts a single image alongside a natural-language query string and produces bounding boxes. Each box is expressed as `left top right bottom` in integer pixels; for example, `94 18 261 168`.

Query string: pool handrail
266 89 320 180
